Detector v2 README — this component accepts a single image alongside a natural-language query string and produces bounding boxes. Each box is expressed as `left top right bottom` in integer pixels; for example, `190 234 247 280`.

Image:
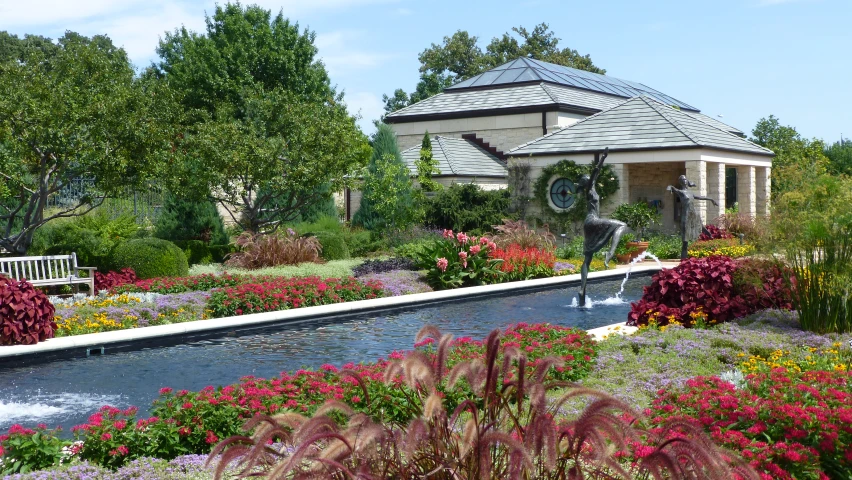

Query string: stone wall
627 162 685 234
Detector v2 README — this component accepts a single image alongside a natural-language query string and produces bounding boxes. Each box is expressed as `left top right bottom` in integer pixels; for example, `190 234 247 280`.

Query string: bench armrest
75 266 97 271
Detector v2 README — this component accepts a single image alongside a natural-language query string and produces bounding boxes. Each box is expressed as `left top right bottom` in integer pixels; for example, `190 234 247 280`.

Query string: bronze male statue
579 148 628 307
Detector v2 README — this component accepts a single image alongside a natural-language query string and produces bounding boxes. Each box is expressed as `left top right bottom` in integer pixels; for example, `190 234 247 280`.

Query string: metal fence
47 178 166 224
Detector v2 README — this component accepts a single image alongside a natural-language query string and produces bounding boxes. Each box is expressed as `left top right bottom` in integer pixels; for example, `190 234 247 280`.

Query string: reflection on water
0 277 648 434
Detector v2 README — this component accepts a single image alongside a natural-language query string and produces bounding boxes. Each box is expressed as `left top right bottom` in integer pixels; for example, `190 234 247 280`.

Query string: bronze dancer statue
579 148 628 307
667 175 718 260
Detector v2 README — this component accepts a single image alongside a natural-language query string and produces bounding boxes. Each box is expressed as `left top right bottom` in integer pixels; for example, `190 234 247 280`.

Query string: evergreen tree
154 193 229 245
416 132 442 192
353 124 420 231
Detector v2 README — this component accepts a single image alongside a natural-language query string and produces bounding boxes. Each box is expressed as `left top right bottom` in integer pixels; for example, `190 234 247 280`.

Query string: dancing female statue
667 175 718 260
579 148 628 307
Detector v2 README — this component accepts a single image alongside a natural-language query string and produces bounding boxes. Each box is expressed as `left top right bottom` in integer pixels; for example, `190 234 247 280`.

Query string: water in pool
0 276 649 434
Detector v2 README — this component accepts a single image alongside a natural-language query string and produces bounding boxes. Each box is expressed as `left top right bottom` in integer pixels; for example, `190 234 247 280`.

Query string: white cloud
315 30 395 76
345 92 385 133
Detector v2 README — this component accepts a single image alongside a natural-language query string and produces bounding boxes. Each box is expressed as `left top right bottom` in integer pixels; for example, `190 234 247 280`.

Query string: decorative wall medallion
549 177 576 211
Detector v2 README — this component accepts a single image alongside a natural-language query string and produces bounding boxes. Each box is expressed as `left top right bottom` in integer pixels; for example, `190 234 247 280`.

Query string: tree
825 138 852 177
153 3 370 233
353 124 420 232
750 115 829 197
415 132 441 192
0 32 166 254
383 23 605 114
154 193 229 245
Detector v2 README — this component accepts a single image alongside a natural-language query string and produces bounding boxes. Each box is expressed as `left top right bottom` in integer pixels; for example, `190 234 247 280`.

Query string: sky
1 0 849 142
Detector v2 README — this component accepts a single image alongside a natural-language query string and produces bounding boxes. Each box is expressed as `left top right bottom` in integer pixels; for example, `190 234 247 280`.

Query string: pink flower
159 387 173 395
469 245 481 254
101 433 112 441
442 229 454 239
436 257 449 272
456 232 469 244
458 251 468 260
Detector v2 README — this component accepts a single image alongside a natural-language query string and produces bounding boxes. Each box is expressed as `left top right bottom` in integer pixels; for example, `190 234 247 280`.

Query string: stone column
685 160 708 224
601 162 629 216
756 166 771 217
737 165 757 216
706 162 726 222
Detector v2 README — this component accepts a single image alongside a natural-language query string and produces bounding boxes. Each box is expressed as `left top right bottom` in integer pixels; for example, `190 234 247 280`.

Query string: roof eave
385 103 601 124
508 145 775 158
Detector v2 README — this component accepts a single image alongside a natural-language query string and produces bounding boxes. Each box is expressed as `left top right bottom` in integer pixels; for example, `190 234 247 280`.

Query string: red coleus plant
628 256 750 327
113 273 252 295
0 276 56 345
648 370 852 480
94 268 138 292
627 256 794 328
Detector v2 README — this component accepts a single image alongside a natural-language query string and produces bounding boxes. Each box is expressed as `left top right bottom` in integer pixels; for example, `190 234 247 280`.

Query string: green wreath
533 159 620 224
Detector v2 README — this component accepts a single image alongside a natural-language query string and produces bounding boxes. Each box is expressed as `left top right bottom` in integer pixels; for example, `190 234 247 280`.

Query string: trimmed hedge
111 238 189 279
315 232 350 261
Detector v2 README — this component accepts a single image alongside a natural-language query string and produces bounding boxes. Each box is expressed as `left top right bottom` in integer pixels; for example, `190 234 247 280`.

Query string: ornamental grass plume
225 231 321 269
209 326 758 480
491 219 556 250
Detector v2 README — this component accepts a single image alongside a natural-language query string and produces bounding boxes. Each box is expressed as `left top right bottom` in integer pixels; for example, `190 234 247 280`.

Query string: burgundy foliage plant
0 276 57 345
94 268 138 292
699 224 734 241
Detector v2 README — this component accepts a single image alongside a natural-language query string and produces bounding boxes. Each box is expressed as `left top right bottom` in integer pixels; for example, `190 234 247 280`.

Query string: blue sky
2 0 849 142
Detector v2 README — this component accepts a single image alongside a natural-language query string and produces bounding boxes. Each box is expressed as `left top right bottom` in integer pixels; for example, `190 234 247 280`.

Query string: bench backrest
0 254 79 281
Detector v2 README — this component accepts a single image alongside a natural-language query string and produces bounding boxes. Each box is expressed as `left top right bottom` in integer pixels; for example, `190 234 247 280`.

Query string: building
369 57 773 229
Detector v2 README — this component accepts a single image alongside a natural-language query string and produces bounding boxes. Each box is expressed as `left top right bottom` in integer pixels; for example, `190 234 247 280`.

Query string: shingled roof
401 136 507 178
448 57 698 111
508 96 773 157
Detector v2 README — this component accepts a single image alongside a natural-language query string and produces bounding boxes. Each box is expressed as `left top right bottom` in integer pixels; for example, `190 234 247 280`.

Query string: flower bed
52 292 210 335
689 238 755 258
0 323 597 470
113 273 252 294
649 370 852 479
206 276 384 317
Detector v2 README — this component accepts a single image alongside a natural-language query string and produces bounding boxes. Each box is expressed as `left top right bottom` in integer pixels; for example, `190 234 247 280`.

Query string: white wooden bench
0 253 96 295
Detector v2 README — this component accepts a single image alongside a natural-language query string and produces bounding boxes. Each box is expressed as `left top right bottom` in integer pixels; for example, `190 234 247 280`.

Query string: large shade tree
750 115 829 198
383 23 606 115
0 32 166 254
152 3 370 233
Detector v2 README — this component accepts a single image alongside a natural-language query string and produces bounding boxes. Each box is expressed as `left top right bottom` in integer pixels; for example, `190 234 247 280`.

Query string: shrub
424 183 511 233
699 223 734 241
646 233 682 259
650 371 852 479
224 231 320 269
555 235 584 259
34 211 142 272
490 244 556 281
394 237 439 260
94 268 138 292
211 326 756 480
352 258 416 277
612 201 660 240
689 238 755 258
769 174 852 333
0 277 56 345
153 193 228 245
628 256 750 328
732 258 795 312
714 213 760 240
412 230 503 289
490 218 556 249
353 124 421 233
0 424 67 475
346 229 386 257
111 238 189 280
315 232 350 260
173 240 228 266
206 276 384 317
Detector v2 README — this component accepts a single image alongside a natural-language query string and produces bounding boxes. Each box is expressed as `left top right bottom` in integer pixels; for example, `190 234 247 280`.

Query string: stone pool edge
0 264 662 364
